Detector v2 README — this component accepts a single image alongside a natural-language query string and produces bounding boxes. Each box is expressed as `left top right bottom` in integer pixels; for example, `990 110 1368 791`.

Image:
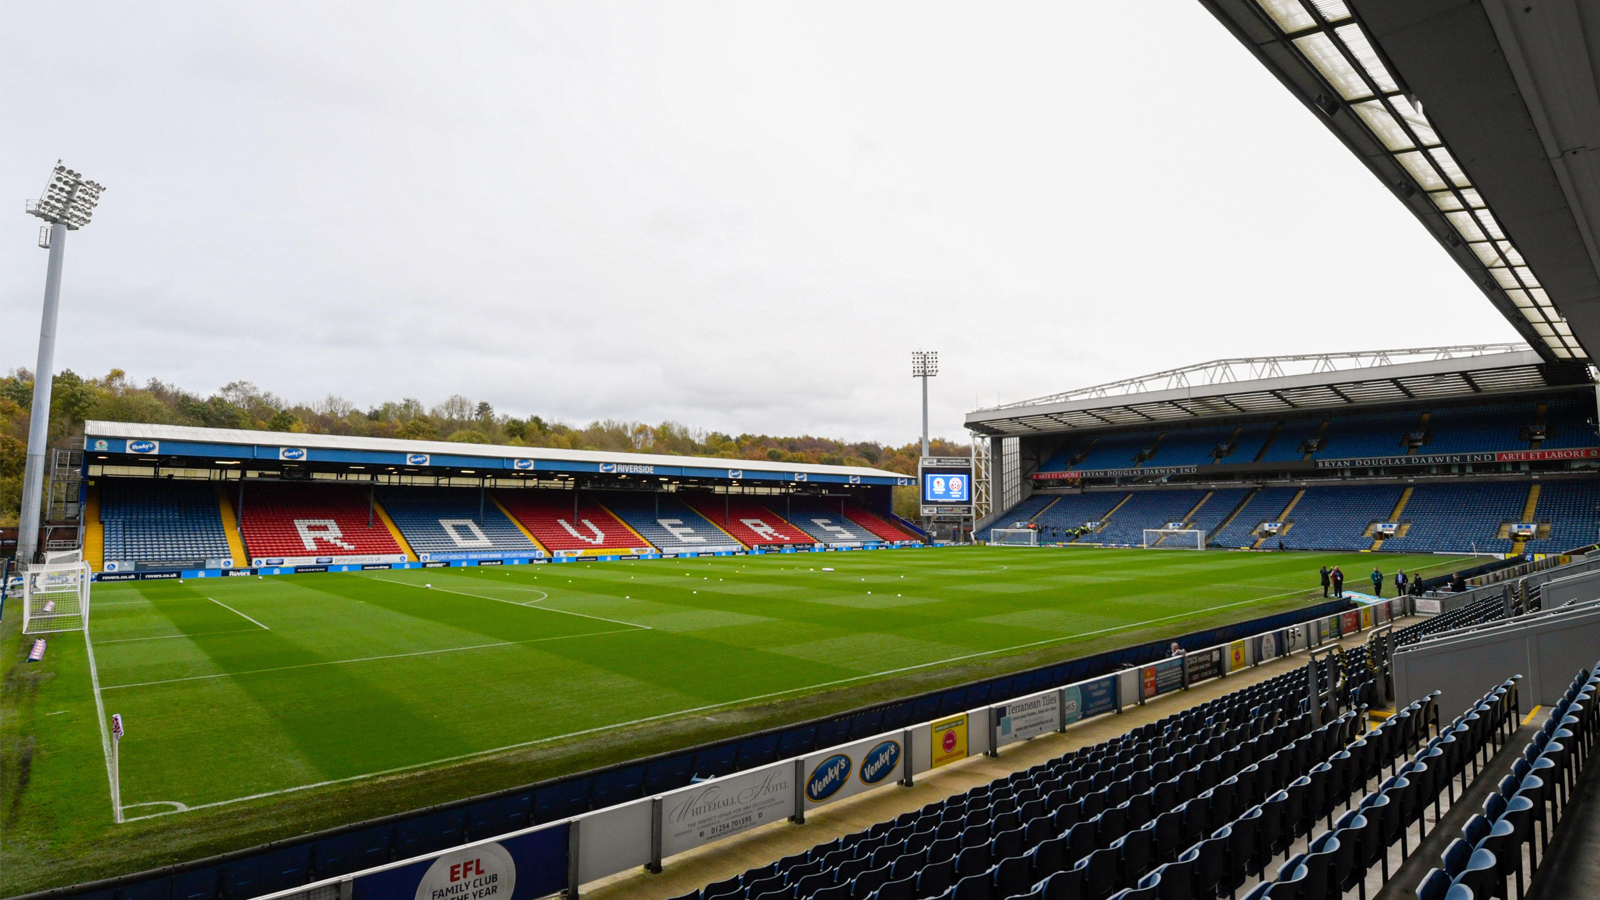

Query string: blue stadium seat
1279 485 1404 551
100 479 232 567
1210 487 1298 548
1378 482 1527 554
601 493 744 552
379 489 541 558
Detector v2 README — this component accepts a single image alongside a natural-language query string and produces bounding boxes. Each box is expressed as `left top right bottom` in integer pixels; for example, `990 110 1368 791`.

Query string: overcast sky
0 2 1521 444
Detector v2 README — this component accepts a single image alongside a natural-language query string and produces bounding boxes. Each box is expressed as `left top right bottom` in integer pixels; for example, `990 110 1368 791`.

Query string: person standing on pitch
1394 569 1407 596
1370 567 1383 597
1412 572 1424 595
1332 566 1344 598
1320 565 1332 598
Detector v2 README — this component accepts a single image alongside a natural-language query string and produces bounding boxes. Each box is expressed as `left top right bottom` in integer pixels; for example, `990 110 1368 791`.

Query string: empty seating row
1413 663 1596 900
494 491 641 553
237 483 404 561
1078 491 1208 547
100 480 233 565
377 489 541 557
670 648 1381 900
1377 483 1526 555
771 499 880 546
602 494 743 553
686 496 817 547
1210 488 1298 549
1279 485 1404 553
1246 678 1524 900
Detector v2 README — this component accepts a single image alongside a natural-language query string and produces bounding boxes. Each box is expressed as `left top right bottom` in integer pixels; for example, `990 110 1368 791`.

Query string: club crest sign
412 842 515 900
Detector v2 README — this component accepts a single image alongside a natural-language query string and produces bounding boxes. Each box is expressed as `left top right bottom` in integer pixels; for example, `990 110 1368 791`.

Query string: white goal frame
1143 528 1206 550
21 560 92 634
990 528 1039 547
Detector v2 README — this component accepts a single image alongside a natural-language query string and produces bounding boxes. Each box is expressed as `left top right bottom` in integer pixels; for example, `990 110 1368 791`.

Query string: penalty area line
125 585 1308 819
100 627 638 691
370 577 651 630
209 598 270 630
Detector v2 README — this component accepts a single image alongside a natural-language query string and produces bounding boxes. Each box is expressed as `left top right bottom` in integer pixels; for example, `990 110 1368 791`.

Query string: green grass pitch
1 546 1475 892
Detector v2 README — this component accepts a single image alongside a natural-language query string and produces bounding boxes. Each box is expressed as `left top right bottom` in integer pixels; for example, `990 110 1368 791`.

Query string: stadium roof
80 421 915 487
1199 0 1600 363
965 344 1592 436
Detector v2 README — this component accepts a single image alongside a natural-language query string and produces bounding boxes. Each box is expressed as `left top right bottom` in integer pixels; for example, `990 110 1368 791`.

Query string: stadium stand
99 479 232 567
495 491 645 554
1524 479 1600 555
237 483 406 561
1376 481 1527 555
1257 420 1323 463
1030 493 1130 538
1070 433 1156 471
842 503 922 543
1222 424 1276 464
684 495 815 547
1278 484 1404 552
666 637 1407 900
983 495 1056 534
1077 489 1209 546
1141 427 1233 467
600 493 743 553
1422 402 1536 454
1208 487 1298 548
376 489 542 558
1311 412 1422 460
1540 396 1597 449
768 498 879 546
1180 488 1250 541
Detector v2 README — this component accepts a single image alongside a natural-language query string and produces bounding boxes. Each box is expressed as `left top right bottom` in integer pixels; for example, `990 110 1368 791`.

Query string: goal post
990 528 1039 547
21 561 91 634
1143 528 1206 550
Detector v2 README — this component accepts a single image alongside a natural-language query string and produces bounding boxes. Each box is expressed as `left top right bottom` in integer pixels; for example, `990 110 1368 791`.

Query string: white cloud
0 1 1519 442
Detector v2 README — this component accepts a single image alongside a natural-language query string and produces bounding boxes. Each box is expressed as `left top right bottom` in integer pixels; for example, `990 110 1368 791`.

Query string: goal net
1143 528 1206 550
990 528 1039 547
22 561 91 634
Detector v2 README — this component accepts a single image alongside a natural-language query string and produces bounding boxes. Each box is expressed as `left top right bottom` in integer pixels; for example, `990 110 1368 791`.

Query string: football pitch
1 546 1476 892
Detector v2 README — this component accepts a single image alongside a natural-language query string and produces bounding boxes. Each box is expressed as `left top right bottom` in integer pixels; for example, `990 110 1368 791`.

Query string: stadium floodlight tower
912 350 937 457
18 162 105 565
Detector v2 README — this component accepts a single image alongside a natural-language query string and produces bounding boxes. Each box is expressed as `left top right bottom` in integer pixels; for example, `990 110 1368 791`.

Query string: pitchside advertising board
352 824 567 900
802 733 906 810
920 456 973 519
994 691 1060 747
659 762 794 856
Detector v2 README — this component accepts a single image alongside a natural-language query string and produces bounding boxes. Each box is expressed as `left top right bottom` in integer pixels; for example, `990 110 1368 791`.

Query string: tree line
0 368 969 525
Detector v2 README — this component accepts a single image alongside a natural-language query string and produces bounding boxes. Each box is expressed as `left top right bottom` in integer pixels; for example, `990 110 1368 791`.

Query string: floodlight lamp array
912 350 939 378
1250 0 1584 361
25 161 105 230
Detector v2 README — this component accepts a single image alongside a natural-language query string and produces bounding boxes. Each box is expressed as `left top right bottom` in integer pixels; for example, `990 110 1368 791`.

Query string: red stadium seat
495 491 644 553
683 496 812 547
238 483 405 561
842 503 922 542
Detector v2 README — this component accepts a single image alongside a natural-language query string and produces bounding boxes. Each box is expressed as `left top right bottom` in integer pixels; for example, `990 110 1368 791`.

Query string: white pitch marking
82 629 119 822
119 585 1313 817
208 598 270 631
371 577 649 630
98 629 262 645
101 628 637 691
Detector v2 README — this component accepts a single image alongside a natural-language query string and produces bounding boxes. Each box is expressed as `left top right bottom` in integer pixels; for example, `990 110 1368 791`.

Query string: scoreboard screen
923 472 970 503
